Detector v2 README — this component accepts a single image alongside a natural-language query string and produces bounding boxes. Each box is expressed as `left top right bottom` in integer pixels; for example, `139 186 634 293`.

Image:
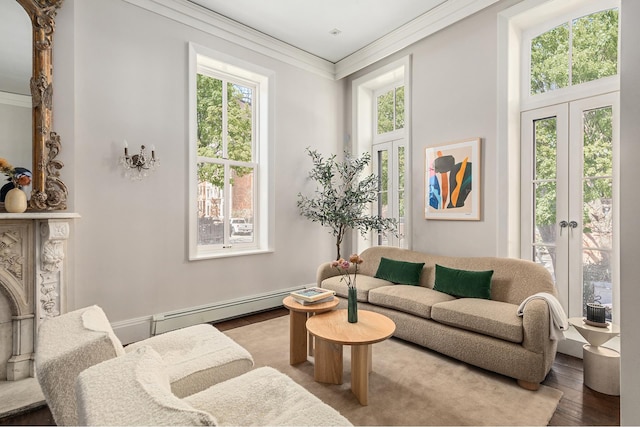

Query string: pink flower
349 254 363 264
330 253 363 289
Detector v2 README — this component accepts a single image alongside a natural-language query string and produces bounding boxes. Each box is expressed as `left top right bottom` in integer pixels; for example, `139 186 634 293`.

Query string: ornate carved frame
16 0 67 211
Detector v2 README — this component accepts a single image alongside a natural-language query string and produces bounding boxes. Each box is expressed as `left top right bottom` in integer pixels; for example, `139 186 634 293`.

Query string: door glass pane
197 162 224 245
230 166 254 243
377 90 394 134
533 117 557 245
581 105 613 319
572 9 619 86
583 249 612 321
534 182 557 244
534 245 556 282
227 82 253 162
534 117 557 180
583 178 612 249
376 150 389 245
397 146 406 248
395 87 405 130
583 107 613 176
530 23 569 94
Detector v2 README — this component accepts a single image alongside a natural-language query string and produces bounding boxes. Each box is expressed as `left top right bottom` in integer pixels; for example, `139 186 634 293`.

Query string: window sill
189 247 274 261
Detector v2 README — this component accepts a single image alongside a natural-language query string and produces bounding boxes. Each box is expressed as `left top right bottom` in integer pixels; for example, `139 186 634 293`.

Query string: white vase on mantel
5 187 27 213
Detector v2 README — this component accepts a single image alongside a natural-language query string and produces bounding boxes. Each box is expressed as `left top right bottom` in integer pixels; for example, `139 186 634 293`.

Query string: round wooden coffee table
282 296 339 365
306 309 395 405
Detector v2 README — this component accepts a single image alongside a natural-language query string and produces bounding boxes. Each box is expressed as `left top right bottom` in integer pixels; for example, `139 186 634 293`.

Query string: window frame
373 83 405 143
506 0 620 323
352 56 412 253
188 43 274 260
519 0 620 111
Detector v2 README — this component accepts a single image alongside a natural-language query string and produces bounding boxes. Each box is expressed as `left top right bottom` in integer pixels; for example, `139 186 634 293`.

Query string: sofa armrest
316 262 338 287
521 298 552 354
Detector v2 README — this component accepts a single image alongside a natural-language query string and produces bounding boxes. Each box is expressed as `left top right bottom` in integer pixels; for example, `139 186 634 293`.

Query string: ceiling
187 0 448 63
0 0 487 94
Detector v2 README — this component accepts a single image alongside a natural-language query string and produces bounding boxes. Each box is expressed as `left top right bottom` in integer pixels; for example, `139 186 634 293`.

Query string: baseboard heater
151 286 304 335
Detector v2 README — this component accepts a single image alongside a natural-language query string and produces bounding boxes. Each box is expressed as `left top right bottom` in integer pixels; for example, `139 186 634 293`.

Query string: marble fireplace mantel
0 212 79 381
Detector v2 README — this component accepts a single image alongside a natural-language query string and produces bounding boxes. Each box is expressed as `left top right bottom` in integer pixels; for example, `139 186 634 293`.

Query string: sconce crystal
120 140 159 180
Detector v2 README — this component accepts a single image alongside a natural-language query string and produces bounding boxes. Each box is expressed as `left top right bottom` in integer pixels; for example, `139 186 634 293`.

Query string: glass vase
347 286 358 323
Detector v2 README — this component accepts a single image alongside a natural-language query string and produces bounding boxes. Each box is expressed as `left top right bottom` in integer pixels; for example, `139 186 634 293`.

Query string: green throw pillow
374 257 425 285
433 264 493 299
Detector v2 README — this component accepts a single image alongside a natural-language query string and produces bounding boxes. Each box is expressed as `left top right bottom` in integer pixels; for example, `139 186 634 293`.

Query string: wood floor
0 307 619 426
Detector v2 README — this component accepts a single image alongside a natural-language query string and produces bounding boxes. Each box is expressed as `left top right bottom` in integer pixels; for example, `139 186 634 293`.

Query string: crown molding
0 91 30 108
334 0 500 79
122 0 336 79
123 0 498 80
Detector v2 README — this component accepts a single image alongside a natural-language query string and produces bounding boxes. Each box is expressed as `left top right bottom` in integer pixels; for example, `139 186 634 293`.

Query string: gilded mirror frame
16 0 67 211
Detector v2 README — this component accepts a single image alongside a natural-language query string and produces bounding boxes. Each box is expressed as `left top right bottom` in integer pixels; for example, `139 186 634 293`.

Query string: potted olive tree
297 148 397 260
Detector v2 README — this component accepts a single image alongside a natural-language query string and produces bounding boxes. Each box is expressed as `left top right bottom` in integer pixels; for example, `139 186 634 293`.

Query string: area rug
224 315 563 426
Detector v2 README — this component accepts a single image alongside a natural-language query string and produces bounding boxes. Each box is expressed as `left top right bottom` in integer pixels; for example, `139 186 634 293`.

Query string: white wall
53 0 340 330
347 0 518 257
619 1 640 424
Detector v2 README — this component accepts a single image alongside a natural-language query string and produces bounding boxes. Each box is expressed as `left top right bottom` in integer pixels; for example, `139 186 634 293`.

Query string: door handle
559 220 568 236
559 220 578 236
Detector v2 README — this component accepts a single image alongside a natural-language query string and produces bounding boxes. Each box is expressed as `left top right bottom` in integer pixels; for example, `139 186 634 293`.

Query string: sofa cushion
374 257 425 285
431 299 523 343
369 285 456 319
322 275 391 301
433 264 493 299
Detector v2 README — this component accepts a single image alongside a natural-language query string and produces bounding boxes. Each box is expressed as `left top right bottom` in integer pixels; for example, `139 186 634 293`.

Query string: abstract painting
425 138 480 220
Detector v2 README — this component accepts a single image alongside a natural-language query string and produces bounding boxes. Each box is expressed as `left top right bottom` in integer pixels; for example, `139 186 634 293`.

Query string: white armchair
75 346 352 426
35 305 254 426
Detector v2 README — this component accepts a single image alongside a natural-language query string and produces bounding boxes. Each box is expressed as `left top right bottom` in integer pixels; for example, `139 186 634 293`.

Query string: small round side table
568 316 620 395
282 296 339 365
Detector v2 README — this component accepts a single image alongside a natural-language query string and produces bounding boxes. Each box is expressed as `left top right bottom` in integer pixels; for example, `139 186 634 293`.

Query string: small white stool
568 317 620 396
583 344 620 395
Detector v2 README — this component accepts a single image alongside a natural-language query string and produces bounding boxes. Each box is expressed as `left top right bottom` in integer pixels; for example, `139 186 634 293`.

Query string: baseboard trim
110 315 154 345
111 286 308 344
151 286 306 335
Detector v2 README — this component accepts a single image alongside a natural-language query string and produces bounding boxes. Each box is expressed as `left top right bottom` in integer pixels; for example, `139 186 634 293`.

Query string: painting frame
424 138 481 221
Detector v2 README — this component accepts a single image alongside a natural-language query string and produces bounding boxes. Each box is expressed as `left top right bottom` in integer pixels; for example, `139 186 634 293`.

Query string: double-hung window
189 44 273 260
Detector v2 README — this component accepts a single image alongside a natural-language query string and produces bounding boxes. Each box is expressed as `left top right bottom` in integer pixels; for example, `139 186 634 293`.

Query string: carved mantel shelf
0 212 80 220
0 212 79 380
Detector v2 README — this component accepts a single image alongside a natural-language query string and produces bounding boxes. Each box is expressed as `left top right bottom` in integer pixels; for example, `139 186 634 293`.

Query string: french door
372 139 407 248
521 92 619 321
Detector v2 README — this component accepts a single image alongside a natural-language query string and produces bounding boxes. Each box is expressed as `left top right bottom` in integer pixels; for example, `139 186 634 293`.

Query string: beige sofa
317 246 559 390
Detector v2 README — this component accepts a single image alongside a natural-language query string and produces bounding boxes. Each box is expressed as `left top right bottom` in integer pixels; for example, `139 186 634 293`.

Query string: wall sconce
119 140 159 180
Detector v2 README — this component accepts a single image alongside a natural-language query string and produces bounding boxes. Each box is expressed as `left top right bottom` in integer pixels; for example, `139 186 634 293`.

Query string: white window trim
188 42 275 260
352 55 412 253
373 83 405 144
496 0 620 258
519 0 620 110
498 0 620 324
